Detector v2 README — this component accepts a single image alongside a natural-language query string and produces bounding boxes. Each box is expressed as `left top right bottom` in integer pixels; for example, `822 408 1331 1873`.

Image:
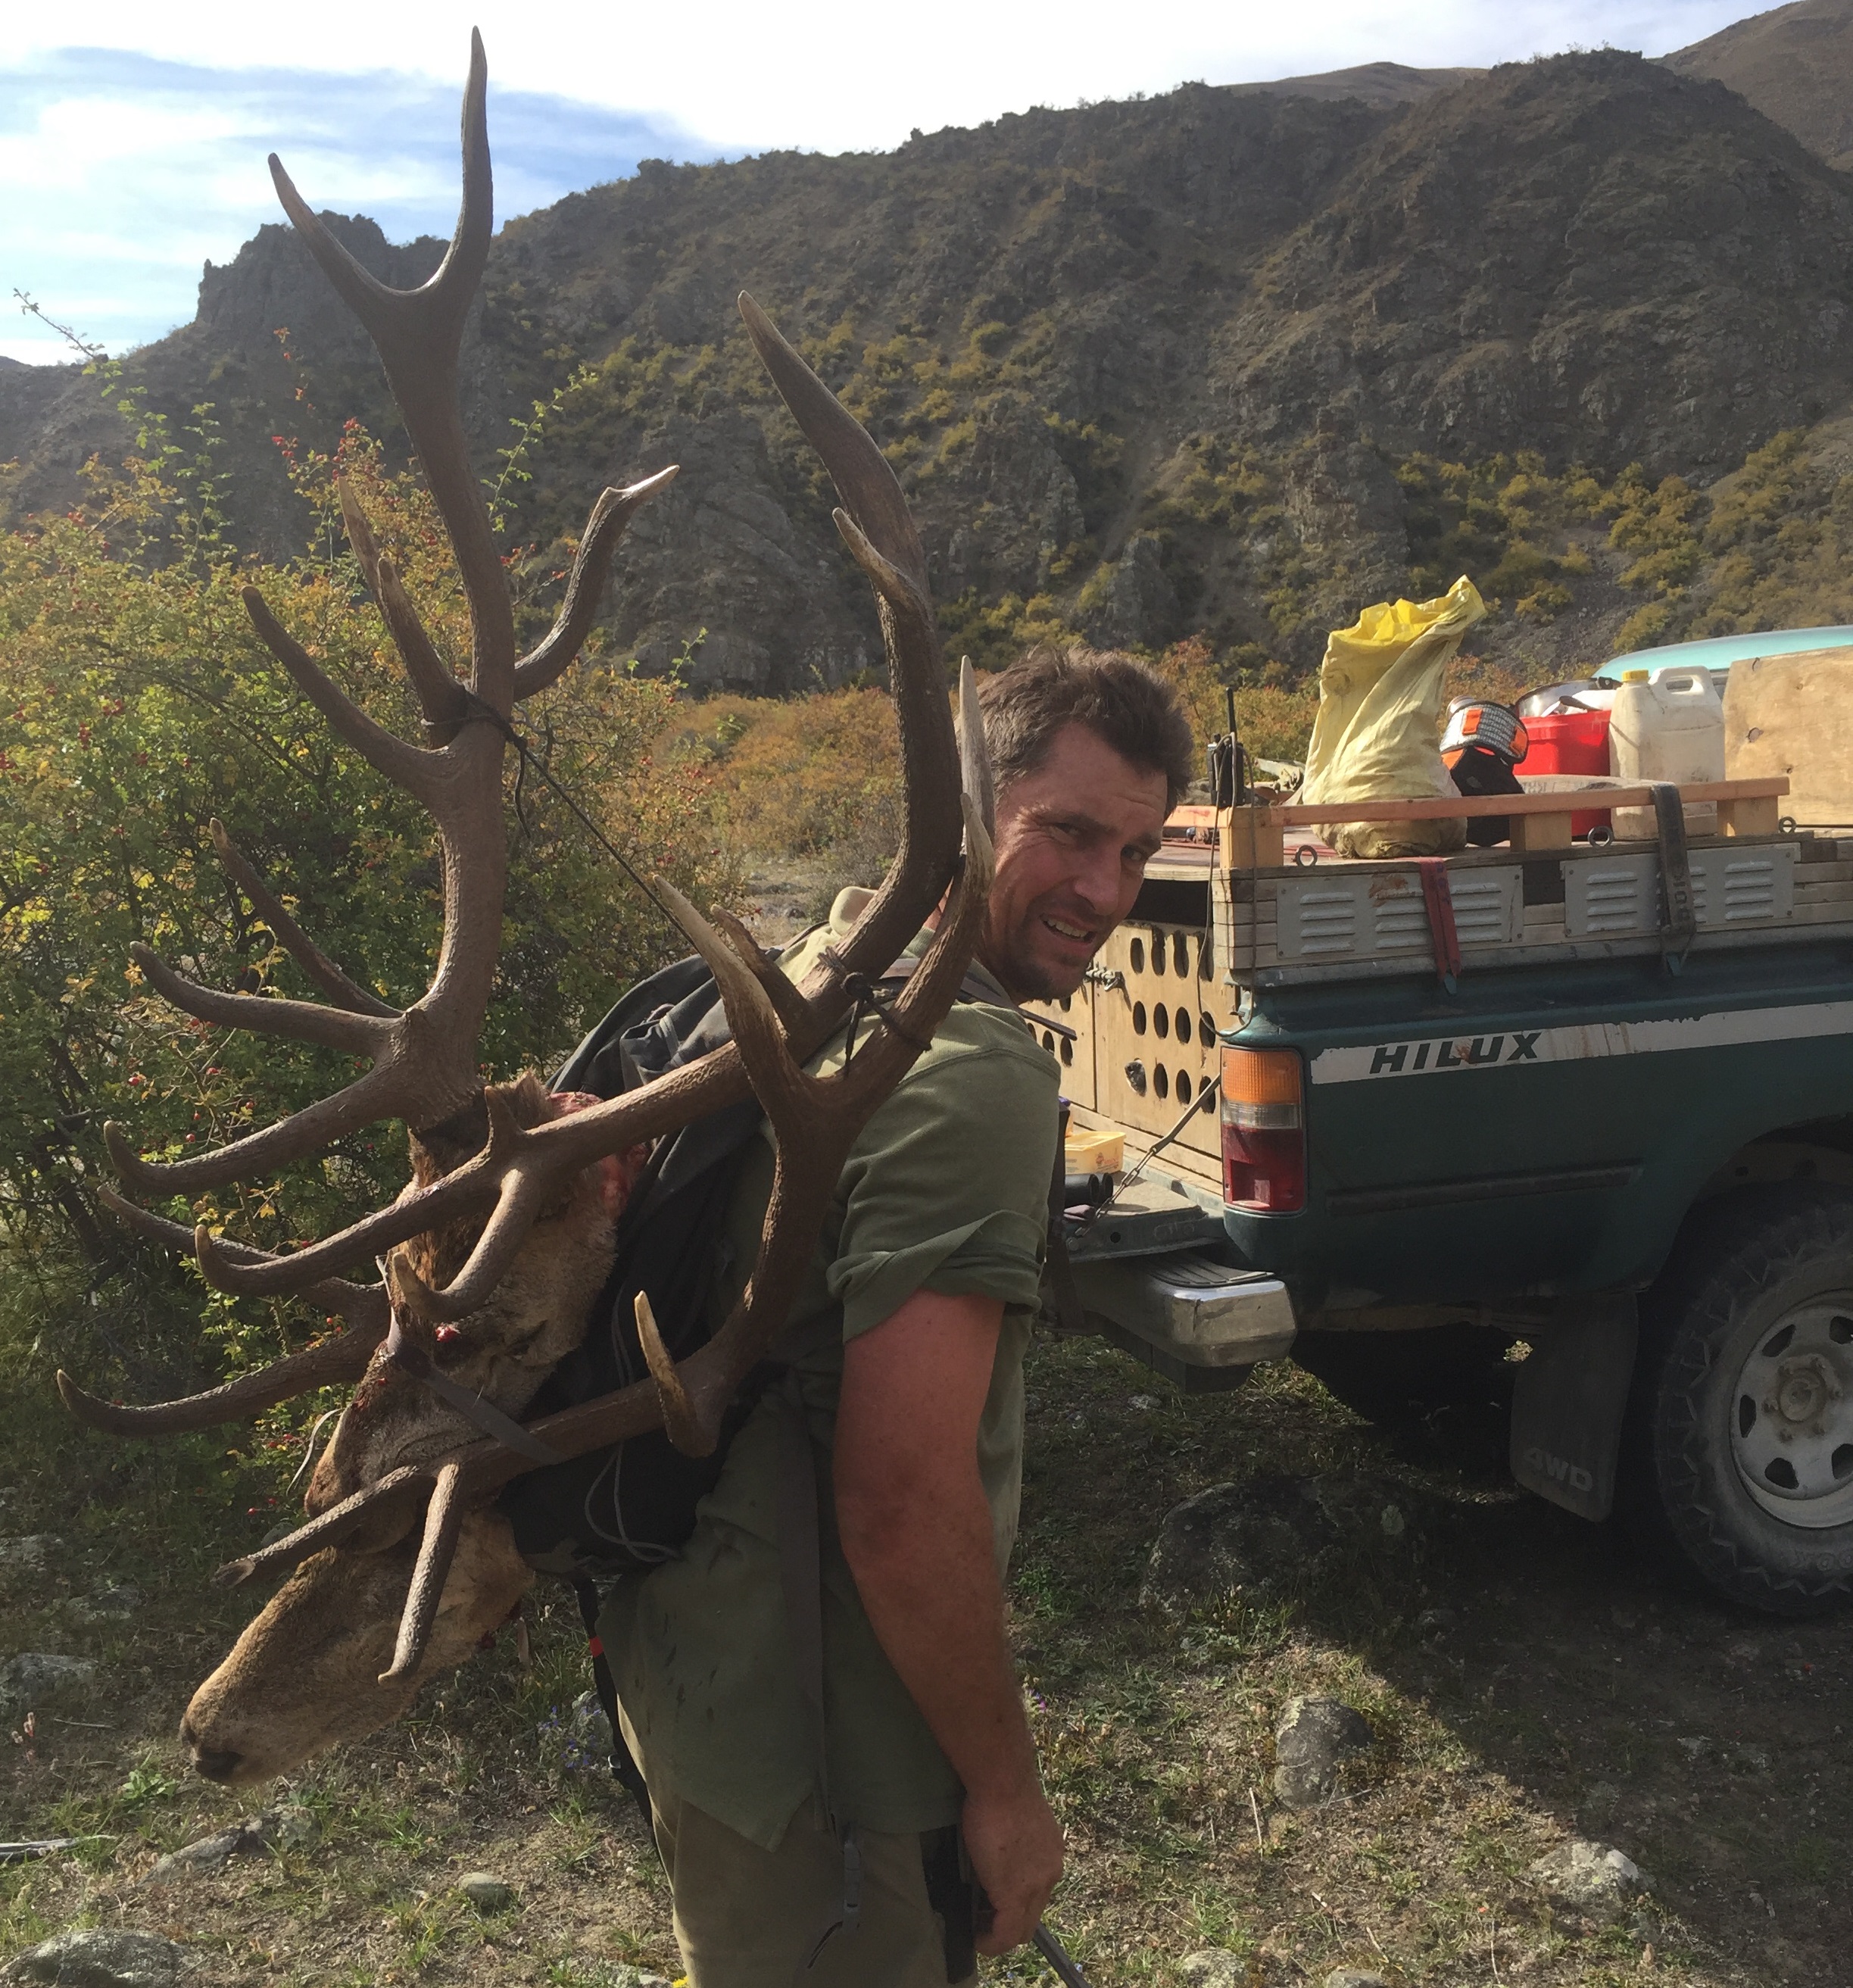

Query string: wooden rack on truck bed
1022 775 1830 1202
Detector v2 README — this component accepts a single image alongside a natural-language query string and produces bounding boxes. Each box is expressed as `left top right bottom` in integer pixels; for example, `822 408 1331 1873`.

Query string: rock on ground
456 1873 516 1911
0 1536 63 1573
64 1587 141 1625
142 1805 318 1885
0 1653 98 1718
1526 1838 1651 1918
1274 1696 1374 1809
143 1830 245 1884
1142 1474 1432 1610
1327 1972 1390 1988
0 1928 184 1986
1178 1953 1245 1988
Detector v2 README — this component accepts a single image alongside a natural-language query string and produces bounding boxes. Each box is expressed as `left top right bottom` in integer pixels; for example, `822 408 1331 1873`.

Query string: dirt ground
2 1329 1848 1988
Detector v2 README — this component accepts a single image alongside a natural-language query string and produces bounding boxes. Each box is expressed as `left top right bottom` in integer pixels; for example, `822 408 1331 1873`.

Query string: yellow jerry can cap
1621 668 1650 682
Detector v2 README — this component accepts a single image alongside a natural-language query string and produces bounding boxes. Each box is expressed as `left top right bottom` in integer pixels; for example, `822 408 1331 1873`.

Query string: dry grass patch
5 1337 1849 1984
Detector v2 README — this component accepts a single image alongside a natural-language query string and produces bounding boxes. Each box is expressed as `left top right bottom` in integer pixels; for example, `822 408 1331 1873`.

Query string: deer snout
179 1710 245 1783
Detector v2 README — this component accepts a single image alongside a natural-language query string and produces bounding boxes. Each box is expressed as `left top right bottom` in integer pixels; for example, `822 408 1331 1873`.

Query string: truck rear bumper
1070 1250 1298 1390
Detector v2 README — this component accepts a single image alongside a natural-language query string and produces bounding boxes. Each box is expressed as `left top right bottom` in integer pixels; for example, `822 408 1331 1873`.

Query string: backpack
499 930 1047 1579
498 944 791 1580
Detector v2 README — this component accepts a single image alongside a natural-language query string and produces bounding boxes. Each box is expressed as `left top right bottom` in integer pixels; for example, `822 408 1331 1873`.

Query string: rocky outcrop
9 50 1853 688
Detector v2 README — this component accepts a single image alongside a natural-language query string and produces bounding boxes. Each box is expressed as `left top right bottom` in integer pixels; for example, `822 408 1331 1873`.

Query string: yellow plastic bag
1299 576 1487 860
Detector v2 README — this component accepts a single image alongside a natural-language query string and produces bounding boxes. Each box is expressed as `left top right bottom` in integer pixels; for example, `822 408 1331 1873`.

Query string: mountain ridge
6 36 1853 691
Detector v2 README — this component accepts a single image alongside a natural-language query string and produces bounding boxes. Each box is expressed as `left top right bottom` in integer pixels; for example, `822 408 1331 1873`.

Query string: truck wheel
1292 1324 1515 1424
1623 1187 1853 1617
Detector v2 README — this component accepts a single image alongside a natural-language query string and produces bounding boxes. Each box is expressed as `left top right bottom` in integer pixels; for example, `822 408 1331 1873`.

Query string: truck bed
1024 813 1853 1209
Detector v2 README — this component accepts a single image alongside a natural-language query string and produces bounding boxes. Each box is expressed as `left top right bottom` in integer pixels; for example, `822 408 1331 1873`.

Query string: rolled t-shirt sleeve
825 1035 1059 1342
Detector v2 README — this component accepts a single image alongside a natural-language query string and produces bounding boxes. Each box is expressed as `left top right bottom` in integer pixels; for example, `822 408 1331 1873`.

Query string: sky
2 1 1758 366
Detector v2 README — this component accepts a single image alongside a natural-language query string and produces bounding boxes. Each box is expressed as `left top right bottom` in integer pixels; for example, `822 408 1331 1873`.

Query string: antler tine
334 480 469 738
214 1465 429 1590
379 1460 464 1681
100 1186 388 1328
211 820 398 1019
385 1094 550 1323
635 1292 707 1455
268 31 510 705
648 873 802 1112
241 588 445 798
957 657 996 841
127 942 391 1056
513 468 681 699
56 1325 386 1437
710 907 811 1035
737 295 962 1001
58 1188 389 1434
165 1048 756 1294
246 1375 669 1657
107 1056 410 1199
737 292 924 588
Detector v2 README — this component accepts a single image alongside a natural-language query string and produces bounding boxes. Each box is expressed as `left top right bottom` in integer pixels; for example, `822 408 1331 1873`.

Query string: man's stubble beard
978 918 1097 1007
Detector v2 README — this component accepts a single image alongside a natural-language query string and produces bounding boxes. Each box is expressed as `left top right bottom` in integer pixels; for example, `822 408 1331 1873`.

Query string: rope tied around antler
839 971 936 1061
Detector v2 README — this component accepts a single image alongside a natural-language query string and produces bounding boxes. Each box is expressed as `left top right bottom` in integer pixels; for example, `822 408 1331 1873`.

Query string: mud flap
1509 1296 1639 1521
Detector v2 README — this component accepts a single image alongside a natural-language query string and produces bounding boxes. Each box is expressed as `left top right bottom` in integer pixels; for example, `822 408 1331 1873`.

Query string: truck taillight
1220 1047 1306 1212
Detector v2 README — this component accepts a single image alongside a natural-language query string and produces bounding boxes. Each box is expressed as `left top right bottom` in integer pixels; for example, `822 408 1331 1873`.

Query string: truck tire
1622 1186 1853 1617
1292 1324 1516 1424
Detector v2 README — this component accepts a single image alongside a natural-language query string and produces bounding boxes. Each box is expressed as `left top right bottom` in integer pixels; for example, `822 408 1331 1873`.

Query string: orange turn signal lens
1220 1047 1303 1109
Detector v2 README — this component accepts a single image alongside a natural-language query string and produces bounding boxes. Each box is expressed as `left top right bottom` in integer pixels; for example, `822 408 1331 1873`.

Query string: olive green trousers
647 1783 975 1988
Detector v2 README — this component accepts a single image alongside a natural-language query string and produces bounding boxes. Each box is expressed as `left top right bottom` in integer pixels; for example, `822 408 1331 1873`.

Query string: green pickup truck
1030 797 1853 1618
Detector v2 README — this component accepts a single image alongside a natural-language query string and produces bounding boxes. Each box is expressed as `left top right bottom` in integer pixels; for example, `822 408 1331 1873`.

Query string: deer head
58 34 995 1785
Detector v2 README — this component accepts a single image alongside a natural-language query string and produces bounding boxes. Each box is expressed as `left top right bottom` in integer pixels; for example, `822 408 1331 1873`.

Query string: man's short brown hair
976 645 1196 811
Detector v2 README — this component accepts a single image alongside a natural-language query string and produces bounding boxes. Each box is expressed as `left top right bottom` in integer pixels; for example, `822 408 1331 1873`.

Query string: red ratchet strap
1416 858 1461 994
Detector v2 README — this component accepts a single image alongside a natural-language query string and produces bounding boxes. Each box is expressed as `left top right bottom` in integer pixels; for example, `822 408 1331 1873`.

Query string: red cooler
1524 710 1611 837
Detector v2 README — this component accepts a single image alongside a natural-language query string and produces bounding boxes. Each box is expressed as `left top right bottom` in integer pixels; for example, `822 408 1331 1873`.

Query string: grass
4 1330 1851 1984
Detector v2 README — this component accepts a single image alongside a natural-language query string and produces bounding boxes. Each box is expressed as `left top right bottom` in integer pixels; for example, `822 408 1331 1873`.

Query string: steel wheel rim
1728 1294 1853 1529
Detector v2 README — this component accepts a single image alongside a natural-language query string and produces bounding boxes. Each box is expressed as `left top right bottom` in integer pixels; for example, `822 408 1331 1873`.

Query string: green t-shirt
600 902 1061 1850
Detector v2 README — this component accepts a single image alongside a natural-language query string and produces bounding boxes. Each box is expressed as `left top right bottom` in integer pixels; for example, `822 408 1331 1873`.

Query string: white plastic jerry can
1608 667 1726 838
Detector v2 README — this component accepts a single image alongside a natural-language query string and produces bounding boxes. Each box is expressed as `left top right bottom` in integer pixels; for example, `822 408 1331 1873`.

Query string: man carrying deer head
52 35 1195 1987
604 648 1192 1986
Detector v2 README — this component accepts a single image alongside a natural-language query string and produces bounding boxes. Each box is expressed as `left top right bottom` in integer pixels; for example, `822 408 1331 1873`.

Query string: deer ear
409 1096 491 1178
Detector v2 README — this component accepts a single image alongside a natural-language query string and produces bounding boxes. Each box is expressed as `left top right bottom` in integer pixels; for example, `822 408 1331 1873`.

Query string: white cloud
0 52 711 357
0 3 1752 154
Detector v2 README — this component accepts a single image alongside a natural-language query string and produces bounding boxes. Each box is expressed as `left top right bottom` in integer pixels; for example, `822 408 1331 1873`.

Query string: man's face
976 721 1171 1003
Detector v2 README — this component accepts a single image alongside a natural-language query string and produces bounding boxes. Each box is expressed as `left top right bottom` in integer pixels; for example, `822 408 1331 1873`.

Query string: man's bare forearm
834 1289 1062 1950
838 1468 1038 1802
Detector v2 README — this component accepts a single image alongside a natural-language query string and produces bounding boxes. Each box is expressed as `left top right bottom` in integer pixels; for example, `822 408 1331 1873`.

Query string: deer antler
98 292 965 1346
374 771 995 1678
69 44 1001 1707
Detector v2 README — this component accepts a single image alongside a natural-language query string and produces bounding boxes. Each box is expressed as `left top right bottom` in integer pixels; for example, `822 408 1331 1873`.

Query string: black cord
454 691 688 939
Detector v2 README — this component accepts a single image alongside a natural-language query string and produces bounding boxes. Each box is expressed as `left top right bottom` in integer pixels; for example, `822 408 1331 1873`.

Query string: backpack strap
1043 1103 1087 1339
570 1578 655 1838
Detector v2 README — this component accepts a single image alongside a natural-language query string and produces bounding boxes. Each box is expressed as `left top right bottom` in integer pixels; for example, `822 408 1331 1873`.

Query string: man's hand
962 1778 1065 1955
834 1287 1064 1954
